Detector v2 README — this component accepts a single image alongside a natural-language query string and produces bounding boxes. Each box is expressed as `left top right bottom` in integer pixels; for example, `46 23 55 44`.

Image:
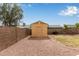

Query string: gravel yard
0 35 79 56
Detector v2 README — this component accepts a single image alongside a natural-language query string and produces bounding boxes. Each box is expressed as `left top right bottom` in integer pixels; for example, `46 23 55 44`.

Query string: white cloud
59 6 79 16
27 4 32 7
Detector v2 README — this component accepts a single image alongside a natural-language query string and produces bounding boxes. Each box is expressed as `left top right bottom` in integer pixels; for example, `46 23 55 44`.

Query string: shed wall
31 23 48 37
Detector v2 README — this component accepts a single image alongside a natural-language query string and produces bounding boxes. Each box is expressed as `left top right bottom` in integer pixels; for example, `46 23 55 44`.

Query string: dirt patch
52 35 79 47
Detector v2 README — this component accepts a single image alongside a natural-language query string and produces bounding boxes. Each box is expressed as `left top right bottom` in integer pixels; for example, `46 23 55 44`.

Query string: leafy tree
0 3 23 26
75 23 79 28
64 24 68 29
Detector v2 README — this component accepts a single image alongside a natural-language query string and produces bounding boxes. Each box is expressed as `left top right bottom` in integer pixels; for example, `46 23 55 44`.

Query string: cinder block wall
48 28 79 34
0 27 31 51
48 28 63 34
17 28 31 41
62 29 79 34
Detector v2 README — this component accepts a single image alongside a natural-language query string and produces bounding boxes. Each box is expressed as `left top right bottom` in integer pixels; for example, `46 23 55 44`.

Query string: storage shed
31 21 48 38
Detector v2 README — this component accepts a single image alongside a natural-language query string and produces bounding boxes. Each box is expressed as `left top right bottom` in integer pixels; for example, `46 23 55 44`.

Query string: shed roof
31 21 48 25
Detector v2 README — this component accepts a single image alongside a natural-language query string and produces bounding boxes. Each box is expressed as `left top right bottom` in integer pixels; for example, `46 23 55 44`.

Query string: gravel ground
0 36 79 56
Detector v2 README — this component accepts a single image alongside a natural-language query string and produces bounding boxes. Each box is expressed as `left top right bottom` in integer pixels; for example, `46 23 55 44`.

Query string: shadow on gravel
28 36 50 40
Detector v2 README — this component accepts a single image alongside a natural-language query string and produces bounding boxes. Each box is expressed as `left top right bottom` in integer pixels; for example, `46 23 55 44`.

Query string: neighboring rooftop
48 25 63 29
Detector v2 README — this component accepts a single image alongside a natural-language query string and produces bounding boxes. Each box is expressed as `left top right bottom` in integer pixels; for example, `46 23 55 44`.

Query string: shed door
36 27 42 37
33 27 43 37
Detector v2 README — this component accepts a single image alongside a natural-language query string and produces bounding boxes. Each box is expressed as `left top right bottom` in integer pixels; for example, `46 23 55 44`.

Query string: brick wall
0 27 31 51
48 28 79 34
48 28 63 34
62 28 79 34
17 28 31 41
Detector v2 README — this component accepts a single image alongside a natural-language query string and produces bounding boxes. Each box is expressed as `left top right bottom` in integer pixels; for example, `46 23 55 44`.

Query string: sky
20 3 79 26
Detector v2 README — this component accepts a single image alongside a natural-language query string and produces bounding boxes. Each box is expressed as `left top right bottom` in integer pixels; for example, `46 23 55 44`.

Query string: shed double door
32 27 47 37
33 27 42 37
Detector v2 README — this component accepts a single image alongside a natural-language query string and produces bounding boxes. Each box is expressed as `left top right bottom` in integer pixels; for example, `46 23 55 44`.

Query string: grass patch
53 35 79 47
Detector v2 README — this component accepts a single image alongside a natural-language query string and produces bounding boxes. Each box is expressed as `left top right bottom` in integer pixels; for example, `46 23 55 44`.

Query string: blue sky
20 3 79 25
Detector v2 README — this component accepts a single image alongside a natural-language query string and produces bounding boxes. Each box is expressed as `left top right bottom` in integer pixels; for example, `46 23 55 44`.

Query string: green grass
53 35 79 47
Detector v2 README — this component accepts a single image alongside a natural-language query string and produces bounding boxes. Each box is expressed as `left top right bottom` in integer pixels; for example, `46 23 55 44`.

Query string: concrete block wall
62 29 79 34
17 28 31 41
48 28 79 34
0 27 31 51
48 28 63 34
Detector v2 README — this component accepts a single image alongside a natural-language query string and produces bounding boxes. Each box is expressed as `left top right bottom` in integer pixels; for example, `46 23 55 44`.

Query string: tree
64 24 68 29
75 23 79 28
0 3 23 26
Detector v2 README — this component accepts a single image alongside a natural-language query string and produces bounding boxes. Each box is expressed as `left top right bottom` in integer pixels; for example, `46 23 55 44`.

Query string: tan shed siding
31 21 48 38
